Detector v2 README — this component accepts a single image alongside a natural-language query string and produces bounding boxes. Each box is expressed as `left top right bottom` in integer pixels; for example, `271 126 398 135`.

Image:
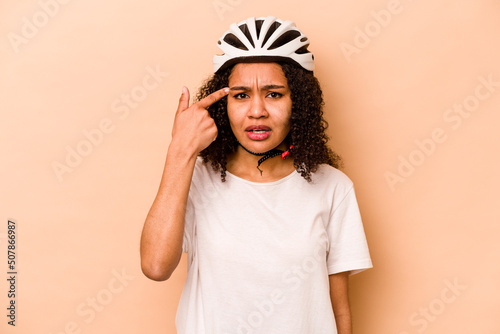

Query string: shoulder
310 164 354 189
306 164 356 208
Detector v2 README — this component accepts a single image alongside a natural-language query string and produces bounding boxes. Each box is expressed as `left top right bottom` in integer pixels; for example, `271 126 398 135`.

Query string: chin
240 139 285 153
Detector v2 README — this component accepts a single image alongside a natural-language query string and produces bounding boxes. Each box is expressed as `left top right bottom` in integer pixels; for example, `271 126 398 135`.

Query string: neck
226 142 295 182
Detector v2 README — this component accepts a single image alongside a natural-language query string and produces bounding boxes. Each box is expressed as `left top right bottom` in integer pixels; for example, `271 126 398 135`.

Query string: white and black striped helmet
213 16 315 73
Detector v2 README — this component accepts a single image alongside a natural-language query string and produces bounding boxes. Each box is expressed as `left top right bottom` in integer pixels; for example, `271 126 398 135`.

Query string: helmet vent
295 44 310 54
255 19 264 39
268 30 301 50
223 33 249 51
238 24 255 48
262 21 282 47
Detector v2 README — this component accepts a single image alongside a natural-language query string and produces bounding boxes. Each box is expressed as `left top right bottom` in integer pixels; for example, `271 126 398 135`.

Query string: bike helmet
213 16 315 73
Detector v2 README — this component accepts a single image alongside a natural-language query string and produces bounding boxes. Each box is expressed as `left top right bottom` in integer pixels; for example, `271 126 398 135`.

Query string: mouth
247 129 268 133
245 125 271 132
245 125 271 140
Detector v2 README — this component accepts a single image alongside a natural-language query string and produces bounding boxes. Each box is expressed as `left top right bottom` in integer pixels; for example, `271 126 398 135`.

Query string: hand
171 86 229 155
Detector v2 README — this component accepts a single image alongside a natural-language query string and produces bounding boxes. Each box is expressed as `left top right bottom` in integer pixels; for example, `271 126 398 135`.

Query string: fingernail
224 87 229 93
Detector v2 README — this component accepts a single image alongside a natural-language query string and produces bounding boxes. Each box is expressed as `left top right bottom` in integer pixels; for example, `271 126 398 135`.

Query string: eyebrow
229 84 287 91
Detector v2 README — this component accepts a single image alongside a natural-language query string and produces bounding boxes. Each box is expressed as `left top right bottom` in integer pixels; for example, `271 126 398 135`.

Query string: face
227 62 292 154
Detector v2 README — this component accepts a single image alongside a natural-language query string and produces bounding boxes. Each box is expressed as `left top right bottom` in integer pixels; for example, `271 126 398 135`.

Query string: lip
246 131 270 141
245 125 271 141
245 125 271 131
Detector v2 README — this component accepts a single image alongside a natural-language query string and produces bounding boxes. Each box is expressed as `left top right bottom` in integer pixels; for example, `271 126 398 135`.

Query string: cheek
278 102 293 128
226 104 236 124
226 104 243 130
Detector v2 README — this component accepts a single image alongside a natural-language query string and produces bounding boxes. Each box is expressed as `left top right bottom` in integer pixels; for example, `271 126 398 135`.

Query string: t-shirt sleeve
326 186 373 275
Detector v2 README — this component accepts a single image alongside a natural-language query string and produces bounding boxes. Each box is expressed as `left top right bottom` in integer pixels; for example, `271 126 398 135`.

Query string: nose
248 95 268 119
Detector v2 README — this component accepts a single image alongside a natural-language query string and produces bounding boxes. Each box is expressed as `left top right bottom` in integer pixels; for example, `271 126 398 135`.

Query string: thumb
176 86 190 114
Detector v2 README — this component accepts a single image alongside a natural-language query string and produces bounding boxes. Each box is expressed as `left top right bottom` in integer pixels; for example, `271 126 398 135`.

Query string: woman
140 16 372 334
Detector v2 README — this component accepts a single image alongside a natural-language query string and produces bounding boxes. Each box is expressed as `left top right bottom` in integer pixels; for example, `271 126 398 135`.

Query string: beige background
1 0 499 333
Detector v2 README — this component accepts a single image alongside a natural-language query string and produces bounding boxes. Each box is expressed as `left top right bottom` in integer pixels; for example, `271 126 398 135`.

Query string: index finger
196 87 230 109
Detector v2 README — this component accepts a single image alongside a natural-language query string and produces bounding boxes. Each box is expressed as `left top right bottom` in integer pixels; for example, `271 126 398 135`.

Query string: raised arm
140 86 229 281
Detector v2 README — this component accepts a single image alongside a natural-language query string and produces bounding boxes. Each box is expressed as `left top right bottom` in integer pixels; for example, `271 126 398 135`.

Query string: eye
267 92 282 98
233 93 249 99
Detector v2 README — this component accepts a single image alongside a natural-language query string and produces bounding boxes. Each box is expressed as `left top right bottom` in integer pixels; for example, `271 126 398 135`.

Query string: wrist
168 137 199 161
157 139 198 190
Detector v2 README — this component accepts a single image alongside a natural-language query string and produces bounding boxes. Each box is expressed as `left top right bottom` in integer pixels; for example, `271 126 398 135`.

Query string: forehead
228 63 288 86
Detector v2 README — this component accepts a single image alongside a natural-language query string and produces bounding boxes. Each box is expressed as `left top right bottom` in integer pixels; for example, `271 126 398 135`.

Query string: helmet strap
238 142 294 176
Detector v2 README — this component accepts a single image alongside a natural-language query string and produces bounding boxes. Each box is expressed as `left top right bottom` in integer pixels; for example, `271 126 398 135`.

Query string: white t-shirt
176 157 372 334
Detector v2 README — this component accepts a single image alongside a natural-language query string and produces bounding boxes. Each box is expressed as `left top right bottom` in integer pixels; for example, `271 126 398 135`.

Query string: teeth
252 129 267 133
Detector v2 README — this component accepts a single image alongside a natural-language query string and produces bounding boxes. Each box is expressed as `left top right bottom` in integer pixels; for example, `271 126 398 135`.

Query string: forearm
140 140 197 281
329 272 352 334
334 312 352 334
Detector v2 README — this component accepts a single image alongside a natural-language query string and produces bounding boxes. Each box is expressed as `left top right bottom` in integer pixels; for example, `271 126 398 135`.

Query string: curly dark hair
197 62 342 182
